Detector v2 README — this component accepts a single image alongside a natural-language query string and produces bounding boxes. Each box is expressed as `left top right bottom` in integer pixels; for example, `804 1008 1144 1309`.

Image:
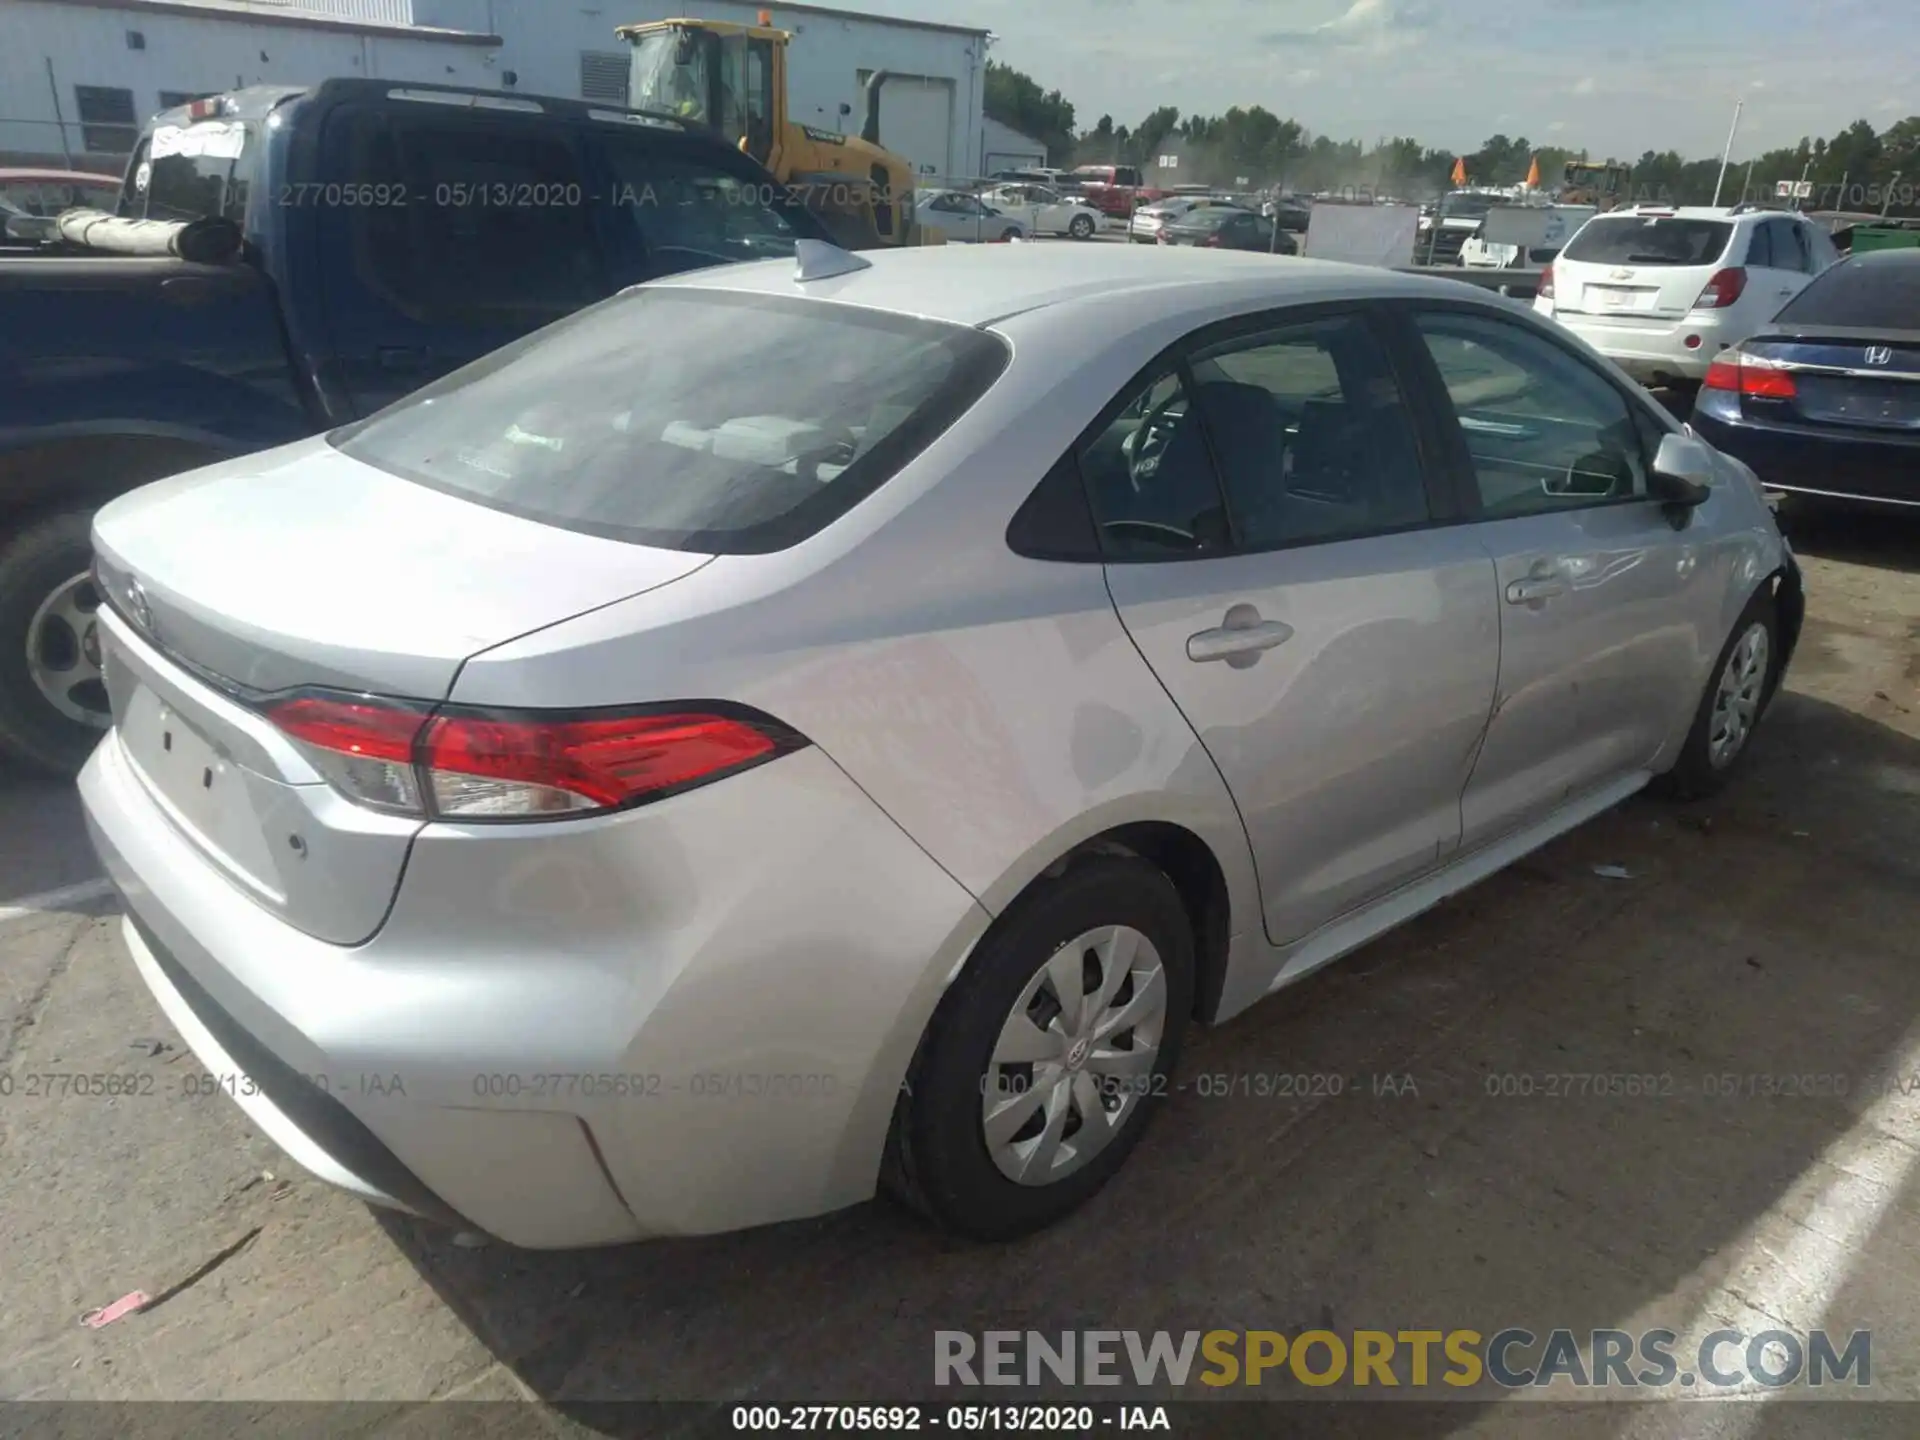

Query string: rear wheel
885 854 1193 1240
0 509 111 775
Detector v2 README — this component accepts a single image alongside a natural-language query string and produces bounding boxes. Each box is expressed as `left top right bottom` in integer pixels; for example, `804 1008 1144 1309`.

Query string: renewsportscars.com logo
934 1328 1872 1392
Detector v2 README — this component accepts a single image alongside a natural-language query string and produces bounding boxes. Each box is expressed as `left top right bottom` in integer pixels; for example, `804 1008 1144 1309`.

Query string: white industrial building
978 114 1045 174
0 0 991 181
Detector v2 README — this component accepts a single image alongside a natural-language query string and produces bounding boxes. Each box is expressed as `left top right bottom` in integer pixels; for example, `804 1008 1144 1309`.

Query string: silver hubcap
1708 622 1769 769
27 571 110 728
982 924 1168 1187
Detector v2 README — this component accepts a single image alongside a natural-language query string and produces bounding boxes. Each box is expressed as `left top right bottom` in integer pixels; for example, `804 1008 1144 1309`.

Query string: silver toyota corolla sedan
80 243 1804 1249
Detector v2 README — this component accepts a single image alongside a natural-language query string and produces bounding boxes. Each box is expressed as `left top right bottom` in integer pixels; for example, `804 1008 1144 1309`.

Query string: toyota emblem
1865 345 1893 366
126 578 153 633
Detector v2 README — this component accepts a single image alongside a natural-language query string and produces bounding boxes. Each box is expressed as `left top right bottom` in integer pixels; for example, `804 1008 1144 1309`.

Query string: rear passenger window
343 113 605 325
1744 223 1774 268
1415 312 1650 517
1188 316 1430 548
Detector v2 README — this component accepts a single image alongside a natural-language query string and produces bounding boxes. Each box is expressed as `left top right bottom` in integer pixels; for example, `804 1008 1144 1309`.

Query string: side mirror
1649 432 1715 508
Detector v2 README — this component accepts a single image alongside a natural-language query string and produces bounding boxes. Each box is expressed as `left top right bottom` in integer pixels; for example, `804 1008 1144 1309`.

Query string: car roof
1599 206 1765 223
653 243 1474 328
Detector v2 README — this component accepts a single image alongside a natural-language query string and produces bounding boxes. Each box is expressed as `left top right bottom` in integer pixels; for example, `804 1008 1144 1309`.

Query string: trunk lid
92 437 712 699
92 437 712 944
1744 331 1920 432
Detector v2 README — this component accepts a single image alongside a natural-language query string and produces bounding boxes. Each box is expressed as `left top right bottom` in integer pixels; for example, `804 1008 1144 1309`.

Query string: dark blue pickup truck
0 78 824 772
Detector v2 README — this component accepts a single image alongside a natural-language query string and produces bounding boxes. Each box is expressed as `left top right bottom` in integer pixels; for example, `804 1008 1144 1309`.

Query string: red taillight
265 693 801 821
1204 232 1224 247
1701 351 1797 399
1538 263 1555 300
1691 267 1747 311
267 694 430 814
420 710 784 817
186 97 224 120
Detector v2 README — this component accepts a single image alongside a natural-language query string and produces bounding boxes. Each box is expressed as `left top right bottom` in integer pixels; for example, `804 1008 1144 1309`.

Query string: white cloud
1549 120 1568 133
1573 76 1597 95
1288 68 1322 84
1749 79 1768 90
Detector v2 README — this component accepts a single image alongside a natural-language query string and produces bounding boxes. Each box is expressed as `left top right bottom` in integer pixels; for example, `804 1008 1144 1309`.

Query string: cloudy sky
851 0 1914 159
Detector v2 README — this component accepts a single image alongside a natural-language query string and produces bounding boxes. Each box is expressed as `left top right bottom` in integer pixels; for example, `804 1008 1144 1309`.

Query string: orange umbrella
1450 157 1467 185
1525 154 1541 188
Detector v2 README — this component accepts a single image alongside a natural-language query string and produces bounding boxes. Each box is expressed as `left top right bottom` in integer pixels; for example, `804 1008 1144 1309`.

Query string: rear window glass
330 287 1010 554
1561 216 1733 267
1774 256 1920 328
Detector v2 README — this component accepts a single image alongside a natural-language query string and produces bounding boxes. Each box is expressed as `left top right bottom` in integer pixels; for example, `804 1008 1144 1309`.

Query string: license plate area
1795 377 1920 430
117 674 289 904
1583 284 1655 311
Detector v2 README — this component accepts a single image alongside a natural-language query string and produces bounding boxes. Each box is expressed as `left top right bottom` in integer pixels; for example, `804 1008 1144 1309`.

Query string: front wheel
1069 214 1095 240
884 854 1193 1240
1652 588 1780 801
0 509 112 774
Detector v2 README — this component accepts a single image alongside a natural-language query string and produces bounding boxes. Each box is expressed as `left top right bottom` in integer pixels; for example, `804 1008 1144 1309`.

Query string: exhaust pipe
861 70 891 145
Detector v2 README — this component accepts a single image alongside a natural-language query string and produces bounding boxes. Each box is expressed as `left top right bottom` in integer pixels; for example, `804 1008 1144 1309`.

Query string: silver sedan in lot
80 243 1803 1248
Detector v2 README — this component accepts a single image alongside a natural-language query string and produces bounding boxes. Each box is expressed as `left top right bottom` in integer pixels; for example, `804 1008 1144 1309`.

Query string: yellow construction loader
1561 159 1633 212
617 16 942 248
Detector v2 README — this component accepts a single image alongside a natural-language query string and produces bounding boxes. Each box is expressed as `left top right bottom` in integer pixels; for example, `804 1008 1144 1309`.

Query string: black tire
1069 214 1095 240
1651 586 1780 802
0 509 110 775
1001 226 1023 242
884 853 1194 1241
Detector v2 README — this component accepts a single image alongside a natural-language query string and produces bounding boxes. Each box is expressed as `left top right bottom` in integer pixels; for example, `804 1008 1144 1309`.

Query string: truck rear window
1561 216 1733 267
330 287 1010 554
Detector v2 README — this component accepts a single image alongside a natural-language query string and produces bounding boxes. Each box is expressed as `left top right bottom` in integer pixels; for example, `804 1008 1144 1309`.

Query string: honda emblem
1865 346 1893 366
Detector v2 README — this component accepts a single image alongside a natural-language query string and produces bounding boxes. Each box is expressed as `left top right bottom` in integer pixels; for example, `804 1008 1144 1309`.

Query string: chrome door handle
1187 618 1294 663
1505 577 1567 604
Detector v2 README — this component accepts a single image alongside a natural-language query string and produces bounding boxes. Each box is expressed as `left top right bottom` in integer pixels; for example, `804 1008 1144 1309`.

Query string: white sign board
1302 201 1419 267
1157 155 1178 168
1775 179 1814 198
1482 204 1595 249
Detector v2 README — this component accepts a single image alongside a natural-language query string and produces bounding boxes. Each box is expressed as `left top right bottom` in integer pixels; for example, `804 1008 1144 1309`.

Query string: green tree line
984 60 1920 214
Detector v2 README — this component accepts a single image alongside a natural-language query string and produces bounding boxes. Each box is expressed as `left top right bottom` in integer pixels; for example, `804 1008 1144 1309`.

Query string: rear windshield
1774 256 1920 328
1561 216 1733 267
331 287 1010 554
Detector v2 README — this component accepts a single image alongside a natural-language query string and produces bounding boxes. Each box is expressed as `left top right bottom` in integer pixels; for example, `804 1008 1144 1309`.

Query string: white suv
1535 206 1841 386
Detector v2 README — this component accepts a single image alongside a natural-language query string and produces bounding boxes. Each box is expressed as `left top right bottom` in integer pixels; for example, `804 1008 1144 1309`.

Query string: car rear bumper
1541 309 1739 382
1692 409 1920 508
81 721 989 1249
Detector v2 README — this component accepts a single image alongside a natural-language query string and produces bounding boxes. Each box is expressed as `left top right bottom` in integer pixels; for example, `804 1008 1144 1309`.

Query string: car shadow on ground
1776 499 1920 576
374 689 1920 1439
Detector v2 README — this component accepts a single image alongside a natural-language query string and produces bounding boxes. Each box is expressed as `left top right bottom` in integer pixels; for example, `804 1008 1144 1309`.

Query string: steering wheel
1126 390 1188 486
1101 518 1199 549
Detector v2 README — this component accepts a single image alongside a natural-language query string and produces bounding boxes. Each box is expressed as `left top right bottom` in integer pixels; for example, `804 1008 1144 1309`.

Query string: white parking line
0 876 115 925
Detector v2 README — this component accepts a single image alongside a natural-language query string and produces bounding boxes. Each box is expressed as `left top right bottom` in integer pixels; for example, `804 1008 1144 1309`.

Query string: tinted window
1415 312 1650 517
1078 369 1232 559
599 139 805 272
1786 222 1817 273
332 289 1009 554
1562 216 1734 267
342 114 604 325
1190 316 1430 548
1774 256 1920 328
1744 223 1774 268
